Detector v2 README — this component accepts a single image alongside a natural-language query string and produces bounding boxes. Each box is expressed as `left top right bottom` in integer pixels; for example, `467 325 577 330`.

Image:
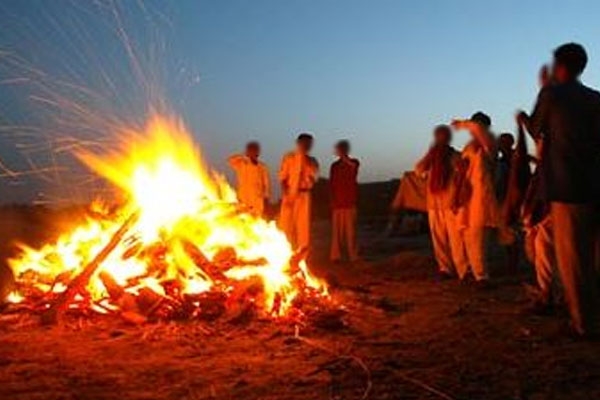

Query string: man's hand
539 64 550 88
516 110 528 127
450 119 464 130
451 119 473 130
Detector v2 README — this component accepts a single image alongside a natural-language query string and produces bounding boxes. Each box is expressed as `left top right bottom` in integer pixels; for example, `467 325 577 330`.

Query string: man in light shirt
278 133 319 251
228 141 270 217
415 125 466 280
451 112 499 288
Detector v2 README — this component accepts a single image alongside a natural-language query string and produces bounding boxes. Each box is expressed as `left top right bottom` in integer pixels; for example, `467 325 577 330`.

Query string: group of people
418 42 600 338
417 113 507 286
228 42 600 339
228 134 360 263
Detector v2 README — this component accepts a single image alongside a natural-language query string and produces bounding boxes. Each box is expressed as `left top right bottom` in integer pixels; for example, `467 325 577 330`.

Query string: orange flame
8 114 327 316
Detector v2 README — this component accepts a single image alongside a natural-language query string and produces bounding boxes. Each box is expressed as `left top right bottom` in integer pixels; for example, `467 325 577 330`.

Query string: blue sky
1 0 600 202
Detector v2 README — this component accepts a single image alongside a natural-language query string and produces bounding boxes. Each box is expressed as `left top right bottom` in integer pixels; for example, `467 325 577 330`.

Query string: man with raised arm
228 141 271 217
518 43 600 337
451 112 499 288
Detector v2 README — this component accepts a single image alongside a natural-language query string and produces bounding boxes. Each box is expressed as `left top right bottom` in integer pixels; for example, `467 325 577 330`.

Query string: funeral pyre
4 115 329 324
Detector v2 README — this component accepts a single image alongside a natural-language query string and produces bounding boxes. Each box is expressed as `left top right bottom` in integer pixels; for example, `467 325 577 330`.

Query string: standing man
415 125 467 279
521 64 555 314
495 133 515 204
451 112 499 287
523 171 555 314
279 133 319 251
329 140 360 263
228 141 270 217
518 43 600 337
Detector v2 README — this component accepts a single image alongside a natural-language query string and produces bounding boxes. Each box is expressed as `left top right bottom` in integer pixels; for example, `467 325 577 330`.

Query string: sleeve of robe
261 163 271 200
228 154 246 172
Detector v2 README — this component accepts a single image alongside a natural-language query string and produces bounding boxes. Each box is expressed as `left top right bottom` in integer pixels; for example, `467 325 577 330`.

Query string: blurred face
433 128 451 146
246 144 260 160
498 135 514 152
335 143 350 157
297 138 313 154
551 62 569 83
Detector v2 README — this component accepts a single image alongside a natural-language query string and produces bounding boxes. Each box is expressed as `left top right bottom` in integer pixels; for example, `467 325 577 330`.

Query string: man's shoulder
560 83 600 110
331 158 358 168
229 154 248 165
258 160 269 169
555 81 600 97
461 141 477 154
282 151 296 160
581 84 600 103
535 85 557 104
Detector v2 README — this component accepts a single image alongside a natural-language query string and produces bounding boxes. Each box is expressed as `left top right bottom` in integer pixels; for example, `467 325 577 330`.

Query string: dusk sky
2 0 600 203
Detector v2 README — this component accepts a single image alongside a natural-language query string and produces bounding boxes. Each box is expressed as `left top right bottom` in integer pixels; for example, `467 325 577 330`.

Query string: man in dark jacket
518 43 600 337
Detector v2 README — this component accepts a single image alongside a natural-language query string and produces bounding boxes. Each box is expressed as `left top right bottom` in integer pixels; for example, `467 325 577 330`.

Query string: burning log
228 276 264 302
212 247 237 266
184 291 227 321
289 247 309 275
99 271 124 300
270 292 283 316
135 287 165 315
227 301 257 325
120 310 147 325
226 276 264 321
180 239 226 282
122 241 143 260
114 288 167 324
41 212 139 325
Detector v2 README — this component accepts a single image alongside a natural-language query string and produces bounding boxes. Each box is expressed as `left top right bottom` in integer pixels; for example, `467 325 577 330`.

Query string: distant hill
1 179 404 226
312 178 400 220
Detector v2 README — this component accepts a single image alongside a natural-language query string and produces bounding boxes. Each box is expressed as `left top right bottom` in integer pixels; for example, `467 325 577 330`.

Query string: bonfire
4 114 330 325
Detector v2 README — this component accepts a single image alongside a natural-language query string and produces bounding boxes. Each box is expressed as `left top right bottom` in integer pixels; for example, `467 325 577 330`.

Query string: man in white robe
228 141 270 217
451 112 499 286
278 133 319 251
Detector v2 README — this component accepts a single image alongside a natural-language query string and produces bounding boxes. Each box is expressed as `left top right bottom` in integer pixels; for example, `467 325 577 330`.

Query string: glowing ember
6 291 24 304
7 114 328 319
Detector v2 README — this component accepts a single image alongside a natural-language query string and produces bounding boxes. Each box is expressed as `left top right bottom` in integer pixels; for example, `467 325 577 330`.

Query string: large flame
8 114 327 317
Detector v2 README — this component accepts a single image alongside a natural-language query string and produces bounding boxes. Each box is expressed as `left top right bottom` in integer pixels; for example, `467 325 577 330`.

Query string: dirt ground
1 209 600 400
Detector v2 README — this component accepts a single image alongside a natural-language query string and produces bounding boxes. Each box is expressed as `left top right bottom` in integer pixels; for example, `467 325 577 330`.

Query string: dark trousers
551 202 598 334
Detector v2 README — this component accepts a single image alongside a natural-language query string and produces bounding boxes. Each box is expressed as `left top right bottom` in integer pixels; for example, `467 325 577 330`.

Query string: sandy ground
1 210 600 400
